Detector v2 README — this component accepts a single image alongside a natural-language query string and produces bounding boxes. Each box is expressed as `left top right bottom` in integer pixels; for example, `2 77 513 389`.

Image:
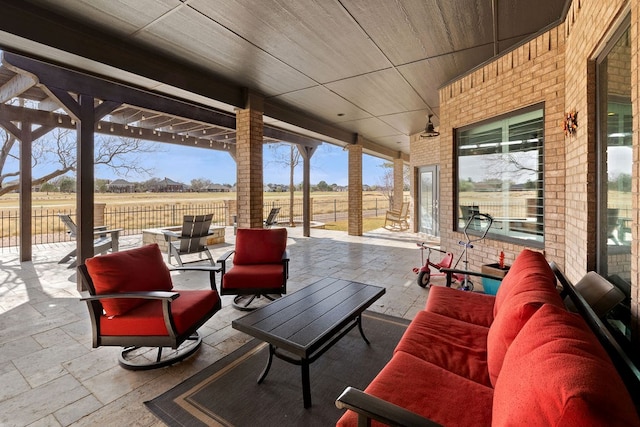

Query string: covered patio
0 226 433 426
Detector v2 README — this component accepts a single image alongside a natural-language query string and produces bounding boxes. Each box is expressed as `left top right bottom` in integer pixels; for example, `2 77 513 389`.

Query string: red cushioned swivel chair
78 243 221 370
218 228 289 311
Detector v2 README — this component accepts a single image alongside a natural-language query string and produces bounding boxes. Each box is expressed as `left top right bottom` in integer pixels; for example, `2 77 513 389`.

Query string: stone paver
0 226 442 426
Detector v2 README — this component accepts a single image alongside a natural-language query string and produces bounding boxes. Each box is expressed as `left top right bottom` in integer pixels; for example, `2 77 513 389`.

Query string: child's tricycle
412 244 455 288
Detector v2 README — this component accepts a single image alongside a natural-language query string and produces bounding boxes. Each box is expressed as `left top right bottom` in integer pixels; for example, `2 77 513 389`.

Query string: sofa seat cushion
86 243 173 317
222 264 284 290
486 279 564 386
394 310 491 386
337 351 493 427
493 249 556 317
425 285 495 327
100 290 221 336
493 304 640 427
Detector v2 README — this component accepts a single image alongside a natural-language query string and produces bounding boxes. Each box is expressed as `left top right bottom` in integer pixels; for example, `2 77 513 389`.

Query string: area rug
145 311 410 427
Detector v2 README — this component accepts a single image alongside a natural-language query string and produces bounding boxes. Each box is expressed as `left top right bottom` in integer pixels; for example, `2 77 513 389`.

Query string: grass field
0 190 392 209
0 191 396 242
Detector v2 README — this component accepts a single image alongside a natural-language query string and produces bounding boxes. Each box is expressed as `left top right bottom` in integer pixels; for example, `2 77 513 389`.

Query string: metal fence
0 197 392 249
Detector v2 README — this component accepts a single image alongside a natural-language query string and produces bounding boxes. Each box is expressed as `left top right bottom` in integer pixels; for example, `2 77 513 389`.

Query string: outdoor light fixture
420 114 439 138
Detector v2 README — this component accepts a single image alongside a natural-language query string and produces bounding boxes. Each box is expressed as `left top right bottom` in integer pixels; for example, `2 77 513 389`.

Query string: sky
29 139 389 187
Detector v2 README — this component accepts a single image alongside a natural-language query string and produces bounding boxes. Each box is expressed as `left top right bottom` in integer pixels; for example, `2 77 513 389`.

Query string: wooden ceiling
0 0 568 158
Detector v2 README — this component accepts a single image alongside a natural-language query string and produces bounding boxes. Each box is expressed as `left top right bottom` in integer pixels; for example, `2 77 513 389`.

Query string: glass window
597 21 631 341
456 106 544 244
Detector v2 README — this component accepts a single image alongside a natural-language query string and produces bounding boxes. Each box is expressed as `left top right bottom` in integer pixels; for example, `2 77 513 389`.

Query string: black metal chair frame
78 264 221 370
162 213 215 266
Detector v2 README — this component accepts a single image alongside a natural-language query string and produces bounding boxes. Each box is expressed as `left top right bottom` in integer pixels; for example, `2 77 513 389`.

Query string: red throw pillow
492 304 640 426
85 243 173 317
233 228 287 265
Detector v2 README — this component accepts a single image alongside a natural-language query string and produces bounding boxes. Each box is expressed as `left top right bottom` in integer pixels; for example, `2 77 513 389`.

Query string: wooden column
76 94 96 272
19 126 32 262
235 91 264 229
347 138 363 236
299 144 318 237
0 114 54 262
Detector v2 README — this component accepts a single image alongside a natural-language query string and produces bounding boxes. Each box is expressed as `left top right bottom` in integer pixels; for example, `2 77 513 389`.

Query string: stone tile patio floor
0 226 443 426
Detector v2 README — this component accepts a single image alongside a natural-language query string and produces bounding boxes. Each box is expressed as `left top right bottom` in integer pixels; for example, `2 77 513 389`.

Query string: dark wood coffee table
231 277 385 408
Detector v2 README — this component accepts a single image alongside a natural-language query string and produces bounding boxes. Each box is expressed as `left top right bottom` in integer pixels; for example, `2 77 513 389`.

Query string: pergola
0 51 324 267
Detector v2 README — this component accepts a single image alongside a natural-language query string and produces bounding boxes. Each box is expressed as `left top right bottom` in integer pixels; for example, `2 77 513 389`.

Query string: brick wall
434 26 565 271
414 0 639 349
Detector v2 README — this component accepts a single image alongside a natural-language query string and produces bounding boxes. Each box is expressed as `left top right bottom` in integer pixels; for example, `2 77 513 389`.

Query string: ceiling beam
0 72 36 103
0 103 236 155
3 52 239 131
359 136 409 163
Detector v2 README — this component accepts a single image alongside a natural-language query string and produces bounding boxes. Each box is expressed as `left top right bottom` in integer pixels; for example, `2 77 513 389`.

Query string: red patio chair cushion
222 264 285 290
232 228 287 265
99 290 220 336
85 243 173 317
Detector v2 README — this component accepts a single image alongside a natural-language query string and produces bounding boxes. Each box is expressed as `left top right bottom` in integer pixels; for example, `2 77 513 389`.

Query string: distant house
205 184 230 192
107 179 136 193
156 177 185 192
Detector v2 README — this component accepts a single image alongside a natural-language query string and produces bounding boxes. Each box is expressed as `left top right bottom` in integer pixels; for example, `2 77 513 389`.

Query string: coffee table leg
258 344 275 384
357 314 371 345
301 359 311 408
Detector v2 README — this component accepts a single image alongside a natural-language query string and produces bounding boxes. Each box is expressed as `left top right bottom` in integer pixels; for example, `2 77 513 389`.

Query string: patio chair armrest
93 228 122 235
170 266 222 292
217 250 235 263
282 249 290 262
161 230 180 241
167 232 215 241
335 387 442 427
216 250 235 273
81 291 179 302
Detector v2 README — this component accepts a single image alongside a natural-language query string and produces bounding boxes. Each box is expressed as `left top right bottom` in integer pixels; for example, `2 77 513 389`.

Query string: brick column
347 141 363 236
393 158 404 211
235 92 264 229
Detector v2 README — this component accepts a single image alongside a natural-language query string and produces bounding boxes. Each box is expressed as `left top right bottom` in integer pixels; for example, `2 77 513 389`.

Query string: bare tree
267 143 301 226
190 178 213 192
0 127 156 196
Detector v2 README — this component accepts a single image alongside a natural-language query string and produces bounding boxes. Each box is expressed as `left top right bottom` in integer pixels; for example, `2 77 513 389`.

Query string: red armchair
78 243 221 370
218 228 289 310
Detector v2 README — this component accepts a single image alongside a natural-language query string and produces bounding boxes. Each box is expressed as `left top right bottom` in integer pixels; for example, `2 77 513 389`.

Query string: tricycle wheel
417 270 431 288
460 279 474 291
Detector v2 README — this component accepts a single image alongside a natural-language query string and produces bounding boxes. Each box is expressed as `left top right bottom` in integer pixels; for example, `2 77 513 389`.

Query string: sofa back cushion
493 249 555 317
486 280 564 386
85 243 173 317
233 228 287 265
492 304 640 426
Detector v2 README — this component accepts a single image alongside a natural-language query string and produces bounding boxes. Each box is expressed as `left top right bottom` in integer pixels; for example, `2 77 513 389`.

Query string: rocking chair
79 243 222 370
